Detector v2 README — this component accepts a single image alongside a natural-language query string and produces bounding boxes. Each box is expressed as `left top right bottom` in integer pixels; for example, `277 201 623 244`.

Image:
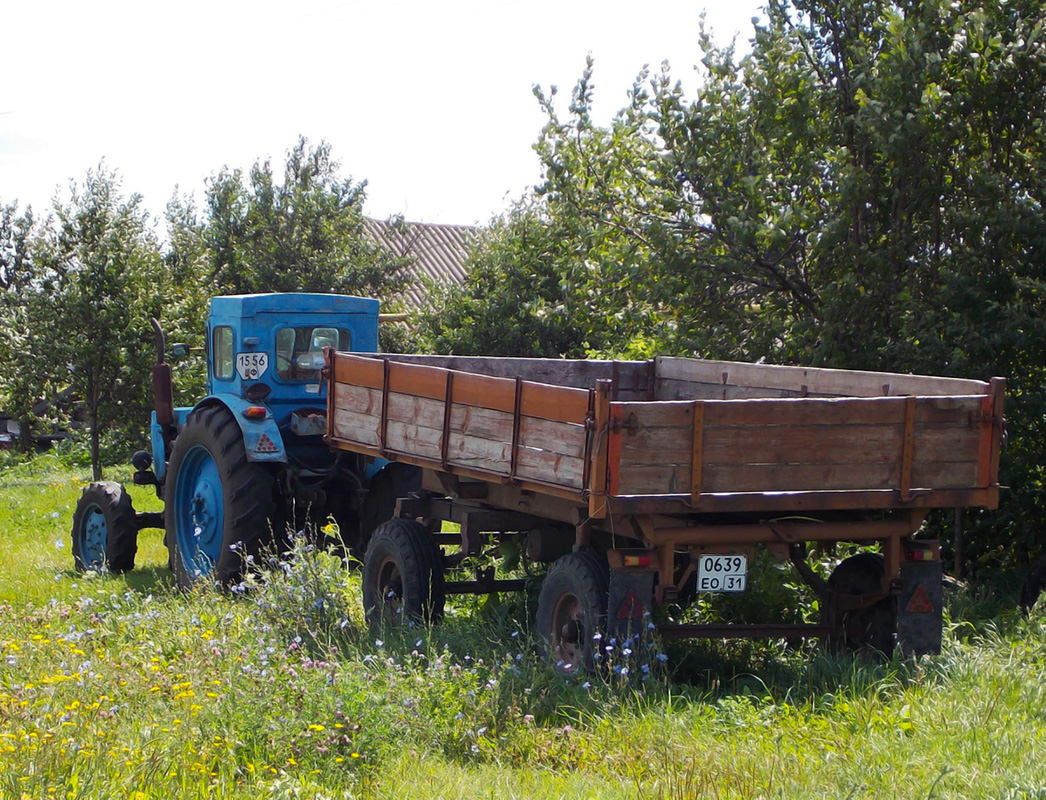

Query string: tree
0 201 50 452
421 61 673 358
424 0 1046 576
196 137 412 302
31 166 166 479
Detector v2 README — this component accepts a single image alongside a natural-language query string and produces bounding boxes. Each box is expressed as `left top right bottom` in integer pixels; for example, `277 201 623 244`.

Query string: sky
1 0 764 229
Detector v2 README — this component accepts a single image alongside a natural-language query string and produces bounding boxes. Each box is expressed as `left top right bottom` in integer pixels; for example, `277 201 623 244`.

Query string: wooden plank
386 419 443 459
617 422 981 467
449 404 515 443
520 381 591 424
615 460 981 496
515 447 585 488
608 486 999 516
614 396 988 431
691 401 704 504
657 379 803 401
900 396 916 500
387 360 450 401
333 383 383 417
655 356 991 399
444 432 512 475
332 352 384 389
386 393 446 429
588 380 612 519
376 354 653 395
330 407 381 447
619 424 897 466
607 409 625 496
509 377 523 482
520 417 587 459
450 371 516 412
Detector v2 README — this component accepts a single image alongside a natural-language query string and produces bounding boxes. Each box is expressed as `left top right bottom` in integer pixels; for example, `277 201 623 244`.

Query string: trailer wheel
165 404 276 589
824 553 897 656
71 481 138 574
362 519 445 626
535 552 610 673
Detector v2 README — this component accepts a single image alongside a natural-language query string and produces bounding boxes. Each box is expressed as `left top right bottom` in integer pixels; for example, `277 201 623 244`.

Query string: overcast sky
1 0 764 228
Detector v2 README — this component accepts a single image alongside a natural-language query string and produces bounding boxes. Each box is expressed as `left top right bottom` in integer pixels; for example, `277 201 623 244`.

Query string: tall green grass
2 457 1045 798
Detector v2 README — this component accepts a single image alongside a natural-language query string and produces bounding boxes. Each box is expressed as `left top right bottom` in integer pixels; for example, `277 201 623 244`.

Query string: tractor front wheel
165 405 276 589
71 481 138 574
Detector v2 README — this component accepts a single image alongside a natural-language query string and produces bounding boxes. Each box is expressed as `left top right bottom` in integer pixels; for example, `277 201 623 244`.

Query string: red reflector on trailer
616 589 644 620
623 555 651 567
243 406 267 420
905 585 934 613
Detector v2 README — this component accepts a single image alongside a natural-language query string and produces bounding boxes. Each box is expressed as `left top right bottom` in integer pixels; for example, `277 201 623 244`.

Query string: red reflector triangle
905 584 934 614
255 434 280 454
616 589 644 620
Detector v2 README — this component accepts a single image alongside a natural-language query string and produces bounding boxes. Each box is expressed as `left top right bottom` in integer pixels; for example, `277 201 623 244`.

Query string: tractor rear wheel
165 405 276 589
71 481 138 574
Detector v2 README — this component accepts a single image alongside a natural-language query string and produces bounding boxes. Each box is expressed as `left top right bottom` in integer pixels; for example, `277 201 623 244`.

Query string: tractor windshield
275 326 352 381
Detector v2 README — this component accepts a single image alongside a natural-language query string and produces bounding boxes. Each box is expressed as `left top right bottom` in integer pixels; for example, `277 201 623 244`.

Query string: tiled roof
365 218 478 310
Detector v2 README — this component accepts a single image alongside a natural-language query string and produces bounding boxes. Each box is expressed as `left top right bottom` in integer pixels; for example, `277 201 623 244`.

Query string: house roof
364 218 478 310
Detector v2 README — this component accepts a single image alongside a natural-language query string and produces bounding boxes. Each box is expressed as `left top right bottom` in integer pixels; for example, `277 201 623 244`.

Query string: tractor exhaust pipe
151 318 175 428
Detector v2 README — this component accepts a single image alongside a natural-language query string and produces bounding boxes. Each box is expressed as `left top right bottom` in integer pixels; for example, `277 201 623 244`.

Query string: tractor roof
210 293 380 317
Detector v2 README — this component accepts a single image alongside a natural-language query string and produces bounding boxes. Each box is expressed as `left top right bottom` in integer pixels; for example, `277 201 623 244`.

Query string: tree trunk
17 417 33 453
89 407 102 481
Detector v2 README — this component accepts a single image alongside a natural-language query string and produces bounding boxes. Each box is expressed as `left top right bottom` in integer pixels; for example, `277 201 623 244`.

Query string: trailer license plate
697 554 748 593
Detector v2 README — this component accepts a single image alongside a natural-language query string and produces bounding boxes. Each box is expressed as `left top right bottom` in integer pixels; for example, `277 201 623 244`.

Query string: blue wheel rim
174 444 224 579
78 503 107 569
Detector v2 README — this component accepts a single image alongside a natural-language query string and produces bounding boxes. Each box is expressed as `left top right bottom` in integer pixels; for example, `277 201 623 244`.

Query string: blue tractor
70 293 411 587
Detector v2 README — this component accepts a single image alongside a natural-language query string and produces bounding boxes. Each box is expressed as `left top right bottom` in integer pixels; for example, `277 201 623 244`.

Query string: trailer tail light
243 406 268 420
623 554 652 567
904 541 940 562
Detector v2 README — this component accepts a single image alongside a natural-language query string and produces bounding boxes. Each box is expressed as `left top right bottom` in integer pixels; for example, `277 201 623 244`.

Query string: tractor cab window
213 326 234 381
275 326 351 381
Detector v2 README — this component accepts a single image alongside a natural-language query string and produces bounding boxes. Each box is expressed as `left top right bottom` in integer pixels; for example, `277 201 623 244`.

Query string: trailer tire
71 481 138 574
824 553 897 656
535 552 610 673
362 518 445 626
165 404 276 589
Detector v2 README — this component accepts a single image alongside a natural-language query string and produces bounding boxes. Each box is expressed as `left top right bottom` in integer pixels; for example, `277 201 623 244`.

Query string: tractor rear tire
165 404 276 589
362 518 445 626
71 481 138 574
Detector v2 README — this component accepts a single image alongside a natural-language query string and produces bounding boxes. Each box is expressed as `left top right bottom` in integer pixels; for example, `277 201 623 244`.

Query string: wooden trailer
326 352 1004 668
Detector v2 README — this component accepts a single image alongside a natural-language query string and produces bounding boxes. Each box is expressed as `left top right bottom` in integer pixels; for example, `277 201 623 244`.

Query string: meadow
2 454 1045 799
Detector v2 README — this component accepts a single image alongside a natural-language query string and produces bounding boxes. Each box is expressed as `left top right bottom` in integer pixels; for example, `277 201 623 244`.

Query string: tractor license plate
696 554 748 593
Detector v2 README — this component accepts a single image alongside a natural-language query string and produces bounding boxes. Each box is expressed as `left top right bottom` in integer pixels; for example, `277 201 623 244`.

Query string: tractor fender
150 407 192 483
193 395 288 464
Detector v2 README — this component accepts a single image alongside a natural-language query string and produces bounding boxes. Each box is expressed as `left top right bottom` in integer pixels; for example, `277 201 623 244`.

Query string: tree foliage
31 167 167 479
185 137 412 302
0 201 48 451
422 0 1046 575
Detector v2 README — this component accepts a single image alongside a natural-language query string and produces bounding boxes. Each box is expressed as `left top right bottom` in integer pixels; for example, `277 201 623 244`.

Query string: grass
2 455 1046 798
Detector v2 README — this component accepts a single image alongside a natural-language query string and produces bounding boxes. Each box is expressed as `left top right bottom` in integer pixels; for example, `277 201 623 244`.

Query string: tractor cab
143 292 380 486
206 293 378 416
